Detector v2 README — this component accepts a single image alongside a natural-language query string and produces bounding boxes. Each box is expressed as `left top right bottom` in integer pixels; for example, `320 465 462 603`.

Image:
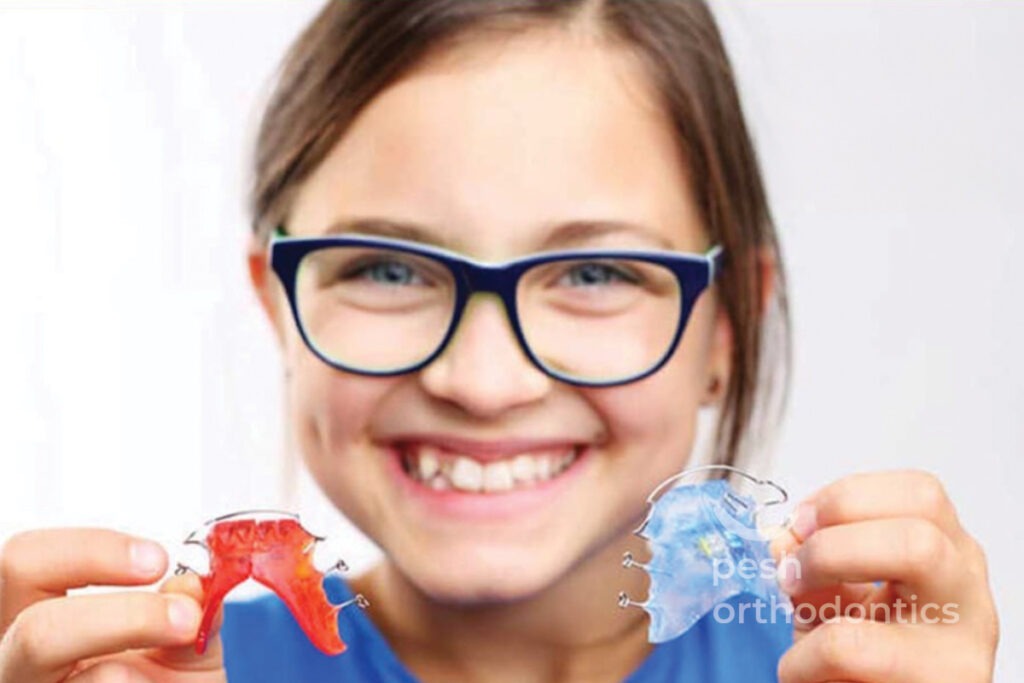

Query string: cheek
588 370 702 488
594 330 709 442
285 351 401 536
583 308 715 491
285 344 385 463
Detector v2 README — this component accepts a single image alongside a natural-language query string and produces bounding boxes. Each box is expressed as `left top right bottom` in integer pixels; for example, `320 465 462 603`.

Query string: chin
393 540 569 606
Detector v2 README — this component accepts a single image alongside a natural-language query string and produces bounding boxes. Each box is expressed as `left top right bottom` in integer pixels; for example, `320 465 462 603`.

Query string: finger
789 581 893 634
808 470 970 551
778 617 983 683
67 660 153 683
781 518 963 605
778 618 906 683
142 573 223 672
0 591 199 683
0 529 167 632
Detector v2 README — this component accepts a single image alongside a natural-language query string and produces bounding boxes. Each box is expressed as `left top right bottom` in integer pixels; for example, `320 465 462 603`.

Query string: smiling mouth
397 443 583 494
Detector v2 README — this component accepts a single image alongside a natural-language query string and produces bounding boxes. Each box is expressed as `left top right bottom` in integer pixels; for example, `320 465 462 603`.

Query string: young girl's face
258 29 731 603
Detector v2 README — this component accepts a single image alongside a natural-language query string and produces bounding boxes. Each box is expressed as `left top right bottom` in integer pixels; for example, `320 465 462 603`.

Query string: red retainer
189 516 349 656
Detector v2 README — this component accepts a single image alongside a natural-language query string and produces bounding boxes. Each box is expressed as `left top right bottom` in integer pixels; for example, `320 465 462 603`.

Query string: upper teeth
402 446 578 493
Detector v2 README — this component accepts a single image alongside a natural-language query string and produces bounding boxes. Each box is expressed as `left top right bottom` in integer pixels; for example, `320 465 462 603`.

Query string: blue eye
339 258 428 286
353 260 425 286
562 262 640 287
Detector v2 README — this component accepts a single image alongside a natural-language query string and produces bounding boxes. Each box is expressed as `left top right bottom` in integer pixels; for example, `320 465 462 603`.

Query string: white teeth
403 446 579 492
535 456 554 481
510 455 536 483
482 461 514 492
418 448 440 480
450 456 483 492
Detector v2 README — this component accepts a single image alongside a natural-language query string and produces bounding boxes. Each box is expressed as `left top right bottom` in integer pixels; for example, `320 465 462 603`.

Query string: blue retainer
628 479 792 643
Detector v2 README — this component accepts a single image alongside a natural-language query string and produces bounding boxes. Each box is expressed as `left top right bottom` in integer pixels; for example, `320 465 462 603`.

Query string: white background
0 1 1020 679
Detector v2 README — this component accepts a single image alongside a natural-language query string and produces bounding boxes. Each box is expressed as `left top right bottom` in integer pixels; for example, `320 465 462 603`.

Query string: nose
419 293 552 418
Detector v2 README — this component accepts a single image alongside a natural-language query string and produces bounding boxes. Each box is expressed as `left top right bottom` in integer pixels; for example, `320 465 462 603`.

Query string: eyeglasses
269 227 725 388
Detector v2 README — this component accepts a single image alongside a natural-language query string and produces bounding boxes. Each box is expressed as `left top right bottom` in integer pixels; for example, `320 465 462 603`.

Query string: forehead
289 28 704 255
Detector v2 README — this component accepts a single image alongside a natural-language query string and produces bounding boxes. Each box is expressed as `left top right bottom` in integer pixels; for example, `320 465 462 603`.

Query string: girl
0 1 998 681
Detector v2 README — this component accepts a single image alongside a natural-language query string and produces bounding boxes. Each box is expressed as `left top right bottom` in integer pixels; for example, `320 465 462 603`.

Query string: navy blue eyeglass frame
269 226 726 388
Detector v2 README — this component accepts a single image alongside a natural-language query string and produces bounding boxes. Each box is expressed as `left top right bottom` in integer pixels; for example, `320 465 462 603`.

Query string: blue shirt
222 575 791 682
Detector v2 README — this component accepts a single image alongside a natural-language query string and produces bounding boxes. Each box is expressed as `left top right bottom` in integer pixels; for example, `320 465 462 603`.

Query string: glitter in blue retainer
636 479 791 643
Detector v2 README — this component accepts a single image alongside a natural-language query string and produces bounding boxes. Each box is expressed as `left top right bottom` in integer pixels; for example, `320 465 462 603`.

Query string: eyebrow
318 217 676 251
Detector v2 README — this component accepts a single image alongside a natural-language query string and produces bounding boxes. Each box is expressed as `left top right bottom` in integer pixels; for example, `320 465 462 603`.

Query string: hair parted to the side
250 0 792 470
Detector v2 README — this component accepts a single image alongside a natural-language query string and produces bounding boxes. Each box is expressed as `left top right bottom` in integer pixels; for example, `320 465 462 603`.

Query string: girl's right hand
0 528 227 682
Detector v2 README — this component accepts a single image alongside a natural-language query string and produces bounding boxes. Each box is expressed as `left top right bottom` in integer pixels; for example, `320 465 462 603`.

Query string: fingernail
790 502 818 542
130 540 166 576
166 596 200 634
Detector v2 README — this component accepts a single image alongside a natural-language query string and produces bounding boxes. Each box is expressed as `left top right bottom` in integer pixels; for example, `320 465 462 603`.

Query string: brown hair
250 0 791 469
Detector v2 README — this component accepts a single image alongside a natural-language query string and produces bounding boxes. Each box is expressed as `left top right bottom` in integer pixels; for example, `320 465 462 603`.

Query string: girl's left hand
772 470 999 683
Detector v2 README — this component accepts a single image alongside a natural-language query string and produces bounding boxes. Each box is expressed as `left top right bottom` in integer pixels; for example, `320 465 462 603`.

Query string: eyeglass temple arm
707 244 726 283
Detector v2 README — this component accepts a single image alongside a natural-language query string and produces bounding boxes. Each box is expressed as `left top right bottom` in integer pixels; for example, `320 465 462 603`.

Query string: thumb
143 573 224 672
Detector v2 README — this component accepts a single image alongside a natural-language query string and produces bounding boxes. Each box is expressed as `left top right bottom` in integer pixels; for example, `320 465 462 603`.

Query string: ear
700 246 777 407
701 303 733 407
756 246 778 318
247 234 286 348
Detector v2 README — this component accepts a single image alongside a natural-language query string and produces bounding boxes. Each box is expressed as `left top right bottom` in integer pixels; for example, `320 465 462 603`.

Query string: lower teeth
427 475 449 491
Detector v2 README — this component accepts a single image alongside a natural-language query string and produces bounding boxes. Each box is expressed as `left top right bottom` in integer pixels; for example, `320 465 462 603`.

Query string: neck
351 530 654 683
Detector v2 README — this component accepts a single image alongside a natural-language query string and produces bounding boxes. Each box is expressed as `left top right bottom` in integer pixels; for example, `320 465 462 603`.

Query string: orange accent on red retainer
193 518 346 656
